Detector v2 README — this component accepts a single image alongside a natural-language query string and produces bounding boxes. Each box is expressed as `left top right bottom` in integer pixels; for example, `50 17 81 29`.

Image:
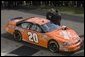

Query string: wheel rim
49 43 58 52
14 31 22 41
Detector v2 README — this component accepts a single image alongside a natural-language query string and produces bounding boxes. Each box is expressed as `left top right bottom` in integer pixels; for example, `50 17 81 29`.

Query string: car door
28 24 48 48
16 22 33 42
16 22 48 48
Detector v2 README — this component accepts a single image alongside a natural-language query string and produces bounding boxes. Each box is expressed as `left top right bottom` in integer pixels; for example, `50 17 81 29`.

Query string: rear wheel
13 30 22 41
48 40 59 53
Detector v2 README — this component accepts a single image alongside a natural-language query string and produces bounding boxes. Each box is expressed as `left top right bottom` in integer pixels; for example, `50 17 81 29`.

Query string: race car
4 17 82 52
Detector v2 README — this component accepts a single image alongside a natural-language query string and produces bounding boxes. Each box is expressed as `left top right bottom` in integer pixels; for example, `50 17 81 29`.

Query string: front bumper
59 39 82 52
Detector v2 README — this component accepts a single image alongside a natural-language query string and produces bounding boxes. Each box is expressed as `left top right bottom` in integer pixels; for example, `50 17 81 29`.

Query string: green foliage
40 6 84 14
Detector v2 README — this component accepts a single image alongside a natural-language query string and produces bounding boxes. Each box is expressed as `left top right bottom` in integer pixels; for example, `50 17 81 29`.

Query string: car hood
46 26 80 43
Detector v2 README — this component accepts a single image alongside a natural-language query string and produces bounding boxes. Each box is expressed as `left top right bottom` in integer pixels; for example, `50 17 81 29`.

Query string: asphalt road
1 9 84 56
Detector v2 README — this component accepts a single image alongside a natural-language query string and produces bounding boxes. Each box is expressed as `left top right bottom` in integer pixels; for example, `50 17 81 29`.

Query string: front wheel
13 30 22 41
48 40 59 53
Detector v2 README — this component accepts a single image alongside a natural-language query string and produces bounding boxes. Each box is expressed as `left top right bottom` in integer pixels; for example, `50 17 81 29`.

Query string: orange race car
4 17 82 53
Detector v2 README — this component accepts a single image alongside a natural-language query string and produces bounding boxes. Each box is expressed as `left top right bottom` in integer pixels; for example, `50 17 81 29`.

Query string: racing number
28 32 38 43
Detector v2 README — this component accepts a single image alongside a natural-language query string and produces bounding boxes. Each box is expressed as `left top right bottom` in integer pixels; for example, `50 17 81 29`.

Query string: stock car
4 17 82 52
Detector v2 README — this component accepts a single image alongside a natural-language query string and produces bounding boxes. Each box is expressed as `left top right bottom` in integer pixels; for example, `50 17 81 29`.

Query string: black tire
48 40 59 53
13 30 22 41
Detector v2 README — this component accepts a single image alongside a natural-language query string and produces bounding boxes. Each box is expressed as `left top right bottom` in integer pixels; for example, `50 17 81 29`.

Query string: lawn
39 5 84 14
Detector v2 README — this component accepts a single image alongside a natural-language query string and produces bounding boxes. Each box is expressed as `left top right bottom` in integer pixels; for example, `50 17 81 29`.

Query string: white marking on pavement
1 37 23 56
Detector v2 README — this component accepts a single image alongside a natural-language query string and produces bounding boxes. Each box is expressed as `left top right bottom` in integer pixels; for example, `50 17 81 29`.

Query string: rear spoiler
10 17 23 20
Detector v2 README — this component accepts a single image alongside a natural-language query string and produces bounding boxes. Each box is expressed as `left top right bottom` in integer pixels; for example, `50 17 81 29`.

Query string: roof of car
25 17 50 25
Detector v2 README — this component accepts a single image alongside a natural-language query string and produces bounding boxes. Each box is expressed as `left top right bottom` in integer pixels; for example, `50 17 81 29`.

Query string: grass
39 6 84 14
58 7 84 14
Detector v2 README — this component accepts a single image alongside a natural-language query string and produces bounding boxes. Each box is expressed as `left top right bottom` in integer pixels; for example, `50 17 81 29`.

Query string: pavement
16 8 84 23
1 9 84 56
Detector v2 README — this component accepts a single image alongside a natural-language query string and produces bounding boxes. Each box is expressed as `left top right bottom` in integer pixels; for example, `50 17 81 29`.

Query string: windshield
41 22 60 32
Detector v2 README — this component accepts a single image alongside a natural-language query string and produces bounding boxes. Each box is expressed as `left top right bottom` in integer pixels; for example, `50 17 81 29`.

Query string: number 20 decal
28 32 38 43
